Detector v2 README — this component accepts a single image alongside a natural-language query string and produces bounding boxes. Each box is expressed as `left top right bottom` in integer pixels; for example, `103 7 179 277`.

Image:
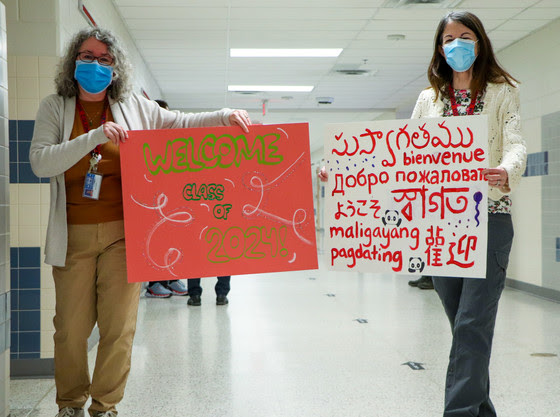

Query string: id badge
83 172 103 200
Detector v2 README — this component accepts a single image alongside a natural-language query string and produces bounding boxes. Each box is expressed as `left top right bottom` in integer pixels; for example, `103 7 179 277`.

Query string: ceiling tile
513 8 560 20
119 6 229 19
112 0 558 124
228 7 378 20
497 19 550 31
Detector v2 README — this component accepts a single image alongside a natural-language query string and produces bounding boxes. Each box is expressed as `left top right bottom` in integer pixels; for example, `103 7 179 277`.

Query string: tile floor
9 261 560 417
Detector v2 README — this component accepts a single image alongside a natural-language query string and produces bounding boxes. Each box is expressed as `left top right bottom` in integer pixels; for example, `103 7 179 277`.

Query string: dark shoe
408 277 422 287
216 295 229 305
187 295 201 306
417 276 434 290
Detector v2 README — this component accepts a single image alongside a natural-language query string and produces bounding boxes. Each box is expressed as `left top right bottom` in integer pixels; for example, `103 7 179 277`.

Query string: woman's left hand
229 109 251 133
482 167 508 189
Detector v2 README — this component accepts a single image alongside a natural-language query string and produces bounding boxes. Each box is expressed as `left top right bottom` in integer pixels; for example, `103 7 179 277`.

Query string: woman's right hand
103 121 129 145
318 166 328 182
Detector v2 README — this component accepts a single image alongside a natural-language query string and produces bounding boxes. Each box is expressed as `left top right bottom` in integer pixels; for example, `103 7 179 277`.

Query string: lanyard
76 98 109 158
448 85 478 116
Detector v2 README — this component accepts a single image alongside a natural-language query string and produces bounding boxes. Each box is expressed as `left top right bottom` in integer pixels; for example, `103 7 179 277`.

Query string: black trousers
433 214 514 417
187 276 231 297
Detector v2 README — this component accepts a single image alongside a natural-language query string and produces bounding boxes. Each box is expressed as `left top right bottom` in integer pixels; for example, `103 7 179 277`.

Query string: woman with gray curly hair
30 27 251 417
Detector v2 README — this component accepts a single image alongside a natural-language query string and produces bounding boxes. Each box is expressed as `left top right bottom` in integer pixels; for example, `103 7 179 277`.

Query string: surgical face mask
443 38 477 73
74 60 114 94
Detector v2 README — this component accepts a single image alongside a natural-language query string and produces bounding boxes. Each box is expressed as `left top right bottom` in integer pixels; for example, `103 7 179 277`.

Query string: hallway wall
6 0 161 378
0 4 9 416
499 17 560 297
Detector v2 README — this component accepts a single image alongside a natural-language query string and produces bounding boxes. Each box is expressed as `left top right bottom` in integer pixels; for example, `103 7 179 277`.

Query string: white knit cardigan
30 92 234 266
411 82 527 203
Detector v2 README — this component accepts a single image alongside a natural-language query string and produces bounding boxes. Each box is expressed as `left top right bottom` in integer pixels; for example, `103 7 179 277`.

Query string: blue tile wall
19 247 40 267
19 311 40 331
18 333 40 357
18 352 40 359
17 120 35 141
523 151 549 177
19 268 40 288
8 119 46 184
542 111 560 290
10 287 17 311
10 246 42 357
18 290 40 310
10 311 17 332
8 119 16 141
10 247 18 266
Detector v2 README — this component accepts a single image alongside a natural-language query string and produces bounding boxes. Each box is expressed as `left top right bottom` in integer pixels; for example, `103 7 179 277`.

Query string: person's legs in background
165 279 189 296
408 275 434 289
215 276 231 305
145 281 172 298
187 278 202 306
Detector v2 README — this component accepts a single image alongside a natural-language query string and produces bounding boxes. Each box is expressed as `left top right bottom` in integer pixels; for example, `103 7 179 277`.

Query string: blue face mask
443 38 477 73
74 60 114 94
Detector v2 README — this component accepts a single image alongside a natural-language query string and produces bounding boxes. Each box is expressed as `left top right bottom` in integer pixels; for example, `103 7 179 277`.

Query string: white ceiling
112 0 560 153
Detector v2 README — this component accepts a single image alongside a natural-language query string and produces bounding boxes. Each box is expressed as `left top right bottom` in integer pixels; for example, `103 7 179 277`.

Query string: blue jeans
433 214 513 417
187 276 231 297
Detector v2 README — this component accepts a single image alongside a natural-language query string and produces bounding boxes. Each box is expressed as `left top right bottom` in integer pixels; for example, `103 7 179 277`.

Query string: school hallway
9 256 560 417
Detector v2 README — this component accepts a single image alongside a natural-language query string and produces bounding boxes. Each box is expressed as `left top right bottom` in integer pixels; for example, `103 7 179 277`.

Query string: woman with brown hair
411 11 526 417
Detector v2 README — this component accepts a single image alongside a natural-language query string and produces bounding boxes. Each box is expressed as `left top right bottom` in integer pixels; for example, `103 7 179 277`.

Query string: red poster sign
120 123 318 282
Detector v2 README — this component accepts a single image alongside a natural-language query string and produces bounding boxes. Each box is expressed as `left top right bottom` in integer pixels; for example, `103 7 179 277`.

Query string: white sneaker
56 408 84 417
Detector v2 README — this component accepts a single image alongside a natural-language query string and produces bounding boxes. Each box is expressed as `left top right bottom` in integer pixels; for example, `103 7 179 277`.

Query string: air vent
334 69 372 76
383 0 463 7
316 97 334 105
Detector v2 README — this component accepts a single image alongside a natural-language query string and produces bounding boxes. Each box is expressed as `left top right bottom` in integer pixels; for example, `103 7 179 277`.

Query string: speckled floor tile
10 259 560 417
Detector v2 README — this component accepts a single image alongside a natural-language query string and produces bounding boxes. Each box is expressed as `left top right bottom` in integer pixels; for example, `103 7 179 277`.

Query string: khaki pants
53 220 141 414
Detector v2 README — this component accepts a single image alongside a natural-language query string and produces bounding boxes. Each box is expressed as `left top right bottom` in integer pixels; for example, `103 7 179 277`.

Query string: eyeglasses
76 51 114 66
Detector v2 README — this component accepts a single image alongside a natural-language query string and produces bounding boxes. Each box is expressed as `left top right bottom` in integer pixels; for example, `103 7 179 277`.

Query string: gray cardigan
30 93 234 266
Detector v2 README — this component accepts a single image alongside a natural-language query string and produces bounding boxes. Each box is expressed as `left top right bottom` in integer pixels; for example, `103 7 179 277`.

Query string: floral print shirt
442 89 511 214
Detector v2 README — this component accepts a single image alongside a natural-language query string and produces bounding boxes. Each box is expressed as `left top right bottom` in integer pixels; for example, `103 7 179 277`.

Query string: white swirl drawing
130 192 193 275
277 127 288 139
199 225 209 240
248 152 304 190
242 153 312 246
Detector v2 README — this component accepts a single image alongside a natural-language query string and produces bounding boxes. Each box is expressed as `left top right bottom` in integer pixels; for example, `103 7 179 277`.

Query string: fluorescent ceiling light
228 85 314 93
230 48 343 58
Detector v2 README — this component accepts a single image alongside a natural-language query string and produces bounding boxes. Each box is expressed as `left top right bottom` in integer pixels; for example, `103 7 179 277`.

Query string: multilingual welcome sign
120 123 318 282
324 116 488 279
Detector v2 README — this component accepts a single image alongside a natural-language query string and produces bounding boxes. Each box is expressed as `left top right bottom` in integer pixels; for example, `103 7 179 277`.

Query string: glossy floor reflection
10 262 560 417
